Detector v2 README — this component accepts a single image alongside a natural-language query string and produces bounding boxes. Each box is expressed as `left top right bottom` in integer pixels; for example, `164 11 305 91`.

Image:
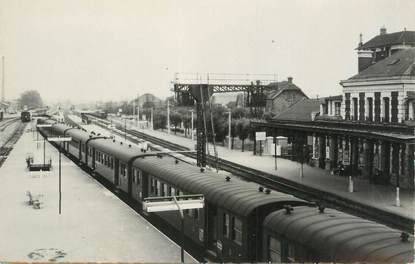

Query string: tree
18 90 43 109
153 110 167 130
231 107 248 119
142 101 155 109
236 118 250 152
230 119 238 149
170 112 182 134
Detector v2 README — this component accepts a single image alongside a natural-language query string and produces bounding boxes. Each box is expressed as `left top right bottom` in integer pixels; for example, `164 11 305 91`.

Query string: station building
252 27 415 190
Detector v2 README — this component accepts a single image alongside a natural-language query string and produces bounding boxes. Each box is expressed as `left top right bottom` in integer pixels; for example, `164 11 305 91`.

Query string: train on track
20 110 31 122
37 118 414 263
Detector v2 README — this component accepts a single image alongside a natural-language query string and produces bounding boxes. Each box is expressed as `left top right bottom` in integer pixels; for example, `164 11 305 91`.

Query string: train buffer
26 191 42 209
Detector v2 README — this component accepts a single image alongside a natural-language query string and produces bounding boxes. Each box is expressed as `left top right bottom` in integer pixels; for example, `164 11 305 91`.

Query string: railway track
0 119 27 167
89 116 414 233
0 117 20 131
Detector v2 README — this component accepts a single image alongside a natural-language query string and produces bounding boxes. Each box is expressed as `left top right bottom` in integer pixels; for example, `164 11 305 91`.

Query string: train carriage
21 111 31 122
33 119 415 263
88 139 147 191
262 206 414 263
133 156 308 262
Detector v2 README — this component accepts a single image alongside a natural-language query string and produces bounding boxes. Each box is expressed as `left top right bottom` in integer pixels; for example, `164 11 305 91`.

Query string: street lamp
118 108 127 142
47 136 72 215
143 194 204 263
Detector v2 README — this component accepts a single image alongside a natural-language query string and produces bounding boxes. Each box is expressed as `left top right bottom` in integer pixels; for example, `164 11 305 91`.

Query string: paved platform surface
0 120 195 262
102 116 415 222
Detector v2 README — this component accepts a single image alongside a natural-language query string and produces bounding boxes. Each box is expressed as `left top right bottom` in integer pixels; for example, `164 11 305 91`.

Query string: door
207 204 218 251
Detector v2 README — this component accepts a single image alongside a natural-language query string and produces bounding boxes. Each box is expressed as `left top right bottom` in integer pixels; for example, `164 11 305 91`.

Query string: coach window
268 236 281 262
160 183 165 196
167 186 172 196
157 181 162 196
231 217 242 244
163 184 168 196
223 214 230 238
132 169 137 184
120 163 126 177
154 179 159 196
171 187 176 196
150 177 156 194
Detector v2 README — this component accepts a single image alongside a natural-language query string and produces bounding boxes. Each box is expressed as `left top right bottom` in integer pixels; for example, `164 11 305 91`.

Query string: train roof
65 128 94 142
133 156 306 217
89 138 149 163
51 123 74 135
263 206 414 263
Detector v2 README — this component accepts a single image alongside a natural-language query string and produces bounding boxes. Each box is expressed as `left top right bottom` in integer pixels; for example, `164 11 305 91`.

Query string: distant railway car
262 206 414 263
21 111 31 122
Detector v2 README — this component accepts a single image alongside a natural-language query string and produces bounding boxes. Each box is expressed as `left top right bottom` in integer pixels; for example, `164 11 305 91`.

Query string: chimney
380 26 387 35
287 77 293 84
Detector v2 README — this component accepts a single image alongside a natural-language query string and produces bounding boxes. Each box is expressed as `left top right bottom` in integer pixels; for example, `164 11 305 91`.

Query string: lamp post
47 136 72 215
227 111 231 149
143 194 204 263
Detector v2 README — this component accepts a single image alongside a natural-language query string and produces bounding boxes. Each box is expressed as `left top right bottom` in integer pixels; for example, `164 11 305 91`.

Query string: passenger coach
133 156 308 262
262 206 414 263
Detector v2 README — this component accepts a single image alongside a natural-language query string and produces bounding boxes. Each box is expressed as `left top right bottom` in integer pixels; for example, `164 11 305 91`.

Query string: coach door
207 204 218 253
114 159 120 186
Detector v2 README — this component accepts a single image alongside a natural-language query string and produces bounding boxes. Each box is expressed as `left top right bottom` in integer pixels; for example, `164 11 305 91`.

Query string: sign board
143 195 204 213
256 131 266 141
47 137 72 142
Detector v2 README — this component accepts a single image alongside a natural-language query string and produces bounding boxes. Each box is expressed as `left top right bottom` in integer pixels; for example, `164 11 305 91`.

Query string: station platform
102 116 415 222
0 120 195 262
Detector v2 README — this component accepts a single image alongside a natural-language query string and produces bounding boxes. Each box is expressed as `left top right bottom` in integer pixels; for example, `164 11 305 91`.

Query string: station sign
256 131 266 141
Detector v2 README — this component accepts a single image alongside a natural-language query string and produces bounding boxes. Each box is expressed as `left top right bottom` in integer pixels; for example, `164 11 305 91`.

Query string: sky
0 0 414 104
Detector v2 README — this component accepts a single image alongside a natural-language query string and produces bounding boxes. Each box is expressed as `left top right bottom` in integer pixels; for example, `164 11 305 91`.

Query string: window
167 186 172 196
160 183 165 196
120 163 126 177
150 177 156 194
268 236 281 262
335 102 341 116
231 217 242 244
163 184 168 197
223 214 230 238
154 179 159 196
157 181 161 196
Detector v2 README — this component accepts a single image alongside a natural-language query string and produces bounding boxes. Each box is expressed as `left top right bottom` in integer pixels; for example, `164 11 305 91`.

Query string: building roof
346 48 415 81
267 80 307 100
359 30 415 50
272 98 321 122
